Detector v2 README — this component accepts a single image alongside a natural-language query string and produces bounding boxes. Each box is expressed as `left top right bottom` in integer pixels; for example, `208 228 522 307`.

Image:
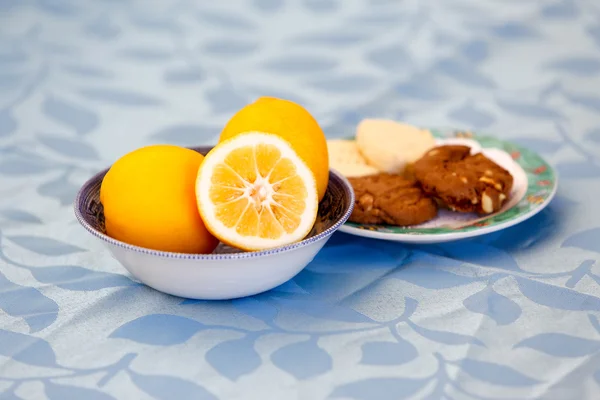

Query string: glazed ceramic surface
74 146 354 299
339 130 558 243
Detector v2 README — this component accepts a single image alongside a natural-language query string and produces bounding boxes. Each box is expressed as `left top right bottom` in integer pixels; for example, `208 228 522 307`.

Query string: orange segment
271 203 301 233
255 143 281 178
236 206 260 236
276 175 307 199
269 158 296 183
215 197 248 228
209 186 244 204
258 208 285 239
196 132 320 251
224 146 257 182
273 193 305 214
211 164 246 188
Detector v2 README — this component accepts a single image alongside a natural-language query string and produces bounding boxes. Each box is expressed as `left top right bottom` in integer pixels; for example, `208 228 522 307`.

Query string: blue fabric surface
1 0 600 399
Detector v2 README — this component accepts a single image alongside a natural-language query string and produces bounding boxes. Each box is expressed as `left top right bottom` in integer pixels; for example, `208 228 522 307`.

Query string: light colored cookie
327 139 380 177
333 162 380 177
356 119 436 174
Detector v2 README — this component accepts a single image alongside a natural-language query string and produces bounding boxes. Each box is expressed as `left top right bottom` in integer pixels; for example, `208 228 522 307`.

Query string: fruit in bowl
197 132 319 252
219 96 329 201
100 144 218 254
73 97 353 300
74 148 353 299
98 97 330 254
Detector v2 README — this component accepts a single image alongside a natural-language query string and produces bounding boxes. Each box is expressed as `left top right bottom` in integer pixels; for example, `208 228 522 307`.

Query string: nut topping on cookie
359 193 375 211
479 176 504 192
481 193 493 214
348 173 437 226
413 145 513 214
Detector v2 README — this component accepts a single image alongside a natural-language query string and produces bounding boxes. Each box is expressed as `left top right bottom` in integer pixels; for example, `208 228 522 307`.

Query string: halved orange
196 132 319 251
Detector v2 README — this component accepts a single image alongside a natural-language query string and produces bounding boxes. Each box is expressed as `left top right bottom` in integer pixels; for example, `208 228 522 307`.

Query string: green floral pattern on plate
344 129 557 235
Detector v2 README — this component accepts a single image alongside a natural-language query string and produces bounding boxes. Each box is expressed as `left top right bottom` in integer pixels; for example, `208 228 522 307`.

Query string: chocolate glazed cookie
348 173 437 226
413 145 513 214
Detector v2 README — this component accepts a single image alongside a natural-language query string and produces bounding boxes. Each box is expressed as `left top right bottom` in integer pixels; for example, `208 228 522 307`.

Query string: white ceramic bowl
74 146 354 300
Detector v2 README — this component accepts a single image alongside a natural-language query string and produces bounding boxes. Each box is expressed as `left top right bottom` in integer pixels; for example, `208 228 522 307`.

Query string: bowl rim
73 154 355 260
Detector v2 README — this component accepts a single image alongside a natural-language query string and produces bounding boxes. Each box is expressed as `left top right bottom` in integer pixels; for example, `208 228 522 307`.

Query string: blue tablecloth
1 1 600 399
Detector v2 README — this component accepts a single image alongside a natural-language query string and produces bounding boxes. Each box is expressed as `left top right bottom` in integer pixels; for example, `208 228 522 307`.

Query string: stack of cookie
327 119 514 227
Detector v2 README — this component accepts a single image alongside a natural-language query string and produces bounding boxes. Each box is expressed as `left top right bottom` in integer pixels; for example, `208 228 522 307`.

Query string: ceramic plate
338 129 558 243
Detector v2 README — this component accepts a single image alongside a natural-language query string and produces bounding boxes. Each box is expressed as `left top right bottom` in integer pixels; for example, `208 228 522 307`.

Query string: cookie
414 145 513 214
356 119 436 174
348 173 438 226
327 139 380 177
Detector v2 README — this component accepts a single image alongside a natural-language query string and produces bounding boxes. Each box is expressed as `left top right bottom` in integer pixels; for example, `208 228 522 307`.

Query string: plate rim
338 131 559 243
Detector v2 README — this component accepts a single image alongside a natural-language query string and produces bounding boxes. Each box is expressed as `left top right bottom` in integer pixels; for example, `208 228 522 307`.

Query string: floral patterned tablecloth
1 1 600 399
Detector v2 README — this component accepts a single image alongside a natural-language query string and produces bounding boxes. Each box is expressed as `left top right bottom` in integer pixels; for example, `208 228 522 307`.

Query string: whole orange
100 144 218 254
219 97 329 201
